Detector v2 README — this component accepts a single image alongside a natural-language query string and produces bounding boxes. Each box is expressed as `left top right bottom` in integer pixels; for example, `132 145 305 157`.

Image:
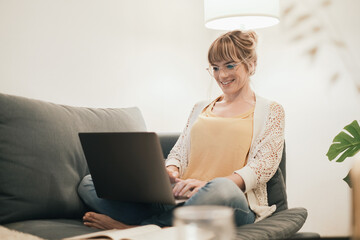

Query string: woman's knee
208 177 234 186
207 178 254 224
193 177 246 205
207 177 242 198
78 174 95 201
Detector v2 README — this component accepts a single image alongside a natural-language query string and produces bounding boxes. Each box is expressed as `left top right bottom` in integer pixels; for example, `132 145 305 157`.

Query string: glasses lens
207 63 239 77
212 66 219 72
209 66 219 77
226 64 236 70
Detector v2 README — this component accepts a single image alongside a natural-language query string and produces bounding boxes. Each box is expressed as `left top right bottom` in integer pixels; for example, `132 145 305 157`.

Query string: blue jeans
78 175 255 227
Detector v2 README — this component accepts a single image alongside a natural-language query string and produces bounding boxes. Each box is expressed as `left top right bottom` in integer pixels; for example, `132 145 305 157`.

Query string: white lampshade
204 0 280 30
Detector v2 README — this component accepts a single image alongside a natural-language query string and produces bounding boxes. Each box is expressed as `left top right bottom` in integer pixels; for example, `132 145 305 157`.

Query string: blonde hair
208 30 258 75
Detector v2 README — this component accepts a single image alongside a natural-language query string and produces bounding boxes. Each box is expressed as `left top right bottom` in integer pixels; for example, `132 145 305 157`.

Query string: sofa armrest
157 133 180 159
235 207 309 240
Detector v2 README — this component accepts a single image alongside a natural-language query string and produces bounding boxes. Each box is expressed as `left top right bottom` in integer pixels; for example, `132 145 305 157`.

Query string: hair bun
247 31 258 44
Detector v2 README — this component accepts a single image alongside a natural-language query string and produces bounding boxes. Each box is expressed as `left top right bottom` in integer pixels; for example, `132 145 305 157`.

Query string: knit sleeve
165 103 199 176
235 102 285 192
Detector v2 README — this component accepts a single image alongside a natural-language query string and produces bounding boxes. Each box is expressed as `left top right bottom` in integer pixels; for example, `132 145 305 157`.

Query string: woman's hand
166 165 180 184
173 178 207 198
225 173 245 192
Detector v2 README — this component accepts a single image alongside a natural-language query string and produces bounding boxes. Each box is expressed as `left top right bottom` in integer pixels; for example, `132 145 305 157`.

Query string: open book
63 225 177 240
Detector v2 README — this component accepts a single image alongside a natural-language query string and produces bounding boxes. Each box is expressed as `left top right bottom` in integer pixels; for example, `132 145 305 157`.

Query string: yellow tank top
182 98 254 182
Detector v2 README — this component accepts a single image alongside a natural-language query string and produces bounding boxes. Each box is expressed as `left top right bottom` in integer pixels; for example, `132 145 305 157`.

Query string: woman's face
211 61 250 96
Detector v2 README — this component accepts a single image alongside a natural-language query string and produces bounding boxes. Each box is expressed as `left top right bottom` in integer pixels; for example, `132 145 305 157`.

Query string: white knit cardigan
165 94 285 221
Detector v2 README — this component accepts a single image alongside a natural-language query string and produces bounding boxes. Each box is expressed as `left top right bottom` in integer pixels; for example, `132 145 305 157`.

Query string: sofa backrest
0 93 147 224
267 143 288 213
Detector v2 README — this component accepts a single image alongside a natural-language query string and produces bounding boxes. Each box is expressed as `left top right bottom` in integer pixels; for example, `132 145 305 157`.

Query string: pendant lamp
204 0 280 30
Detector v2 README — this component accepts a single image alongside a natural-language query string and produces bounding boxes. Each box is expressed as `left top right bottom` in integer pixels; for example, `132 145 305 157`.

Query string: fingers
187 187 201 198
173 179 207 198
178 181 195 197
172 179 184 195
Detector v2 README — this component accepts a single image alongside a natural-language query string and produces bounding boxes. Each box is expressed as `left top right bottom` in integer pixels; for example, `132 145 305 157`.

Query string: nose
218 68 229 78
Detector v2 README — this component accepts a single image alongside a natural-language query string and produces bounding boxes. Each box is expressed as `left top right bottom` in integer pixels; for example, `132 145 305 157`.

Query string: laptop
78 132 184 205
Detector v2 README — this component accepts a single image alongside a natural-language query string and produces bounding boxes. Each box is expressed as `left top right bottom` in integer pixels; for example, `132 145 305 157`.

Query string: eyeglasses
206 63 241 77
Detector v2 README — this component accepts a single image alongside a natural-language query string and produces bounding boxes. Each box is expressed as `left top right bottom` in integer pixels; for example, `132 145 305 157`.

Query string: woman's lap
78 175 255 227
184 177 255 226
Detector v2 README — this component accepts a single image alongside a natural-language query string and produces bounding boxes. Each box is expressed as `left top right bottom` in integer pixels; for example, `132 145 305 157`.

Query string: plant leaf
327 120 360 162
330 72 340 84
345 120 360 139
343 170 352 188
290 14 312 28
333 40 347 48
308 46 318 56
291 34 304 42
305 46 318 61
312 26 322 33
322 0 332 7
282 4 295 17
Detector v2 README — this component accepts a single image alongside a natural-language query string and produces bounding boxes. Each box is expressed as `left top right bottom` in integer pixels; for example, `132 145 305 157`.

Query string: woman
78 30 285 230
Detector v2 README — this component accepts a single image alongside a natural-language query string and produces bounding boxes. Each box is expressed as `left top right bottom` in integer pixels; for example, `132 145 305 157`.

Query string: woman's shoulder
192 99 213 112
255 95 284 111
183 99 212 123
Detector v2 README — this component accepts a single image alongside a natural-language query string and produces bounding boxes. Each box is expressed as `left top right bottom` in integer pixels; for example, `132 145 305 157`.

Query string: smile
220 79 235 85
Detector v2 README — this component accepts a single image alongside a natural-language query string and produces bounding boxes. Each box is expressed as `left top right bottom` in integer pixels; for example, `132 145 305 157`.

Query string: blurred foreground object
353 157 360 239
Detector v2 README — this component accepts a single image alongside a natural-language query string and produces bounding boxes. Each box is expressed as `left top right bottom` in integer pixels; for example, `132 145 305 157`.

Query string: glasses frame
206 62 242 77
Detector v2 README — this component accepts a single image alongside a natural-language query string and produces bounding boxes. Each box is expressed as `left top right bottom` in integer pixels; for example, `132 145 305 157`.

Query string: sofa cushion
0 93 147 224
235 207 308 240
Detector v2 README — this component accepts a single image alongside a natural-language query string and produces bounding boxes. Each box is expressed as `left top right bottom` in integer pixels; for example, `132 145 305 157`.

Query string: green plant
327 120 360 187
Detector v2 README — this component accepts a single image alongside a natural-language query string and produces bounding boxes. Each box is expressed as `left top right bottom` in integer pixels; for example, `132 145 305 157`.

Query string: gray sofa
0 92 319 239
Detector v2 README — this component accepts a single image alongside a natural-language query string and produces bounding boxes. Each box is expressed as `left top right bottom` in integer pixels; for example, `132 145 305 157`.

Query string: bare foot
82 212 137 230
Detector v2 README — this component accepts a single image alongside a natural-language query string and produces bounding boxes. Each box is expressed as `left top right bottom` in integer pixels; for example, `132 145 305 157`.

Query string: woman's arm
225 173 245 191
235 102 285 192
166 165 179 184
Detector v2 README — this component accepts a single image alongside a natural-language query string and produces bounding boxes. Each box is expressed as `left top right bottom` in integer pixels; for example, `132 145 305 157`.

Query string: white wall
0 0 214 131
0 0 359 237
253 1 360 236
